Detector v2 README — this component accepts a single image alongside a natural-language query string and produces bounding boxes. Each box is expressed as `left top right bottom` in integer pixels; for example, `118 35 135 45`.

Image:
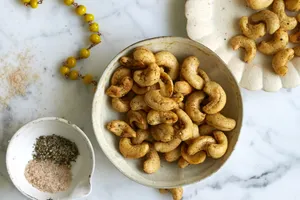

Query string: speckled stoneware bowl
92 37 243 188
6 117 95 200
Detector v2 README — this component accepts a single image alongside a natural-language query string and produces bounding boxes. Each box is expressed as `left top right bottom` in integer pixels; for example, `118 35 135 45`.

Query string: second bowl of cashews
92 37 243 188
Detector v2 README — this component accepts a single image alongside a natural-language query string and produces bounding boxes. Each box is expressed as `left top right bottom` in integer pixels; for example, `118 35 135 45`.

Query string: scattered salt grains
24 160 72 193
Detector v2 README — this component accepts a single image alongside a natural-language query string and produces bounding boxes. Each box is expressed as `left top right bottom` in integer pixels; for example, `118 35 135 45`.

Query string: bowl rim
6 117 96 200
92 36 244 188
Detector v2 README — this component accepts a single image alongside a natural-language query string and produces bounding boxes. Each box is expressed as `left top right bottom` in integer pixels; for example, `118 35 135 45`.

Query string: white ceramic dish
92 37 243 188
6 117 95 200
185 0 300 92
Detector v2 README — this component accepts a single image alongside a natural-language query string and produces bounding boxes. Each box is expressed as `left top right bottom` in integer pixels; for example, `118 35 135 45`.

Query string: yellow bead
64 0 74 6
84 14 94 22
76 5 86 16
66 57 77 68
83 74 93 84
22 0 30 3
90 34 101 44
89 23 99 32
80 48 90 58
30 0 38 8
60 66 70 76
69 70 79 80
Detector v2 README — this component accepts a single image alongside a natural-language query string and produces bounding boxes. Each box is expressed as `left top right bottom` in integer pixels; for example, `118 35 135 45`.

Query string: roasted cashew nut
132 129 152 145
250 10 280 34
187 135 216 155
203 81 227 115
178 157 189 169
106 120 136 138
154 138 182 153
106 76 133 98
143 147 160 174
164 145 181 162
181 56 205 90
174 81 193 96
175 109 194 141
273 0 297 31
206 113 237 131
119 56 146 69
185 91 206 125
207 131 228 159
289 31 300 44
155 51 180 80
132 83 150 95
258 28 288 55
230 35 257 63
159 70 174 97
285 0 300 11
111 97 131 113
272 48 294 76
246 0 274 10
239 16 266 40
110 66 131 85
127 110 148 130
151 124 175 142
119 138 149 159
185 123 200 145
160 188 183 200
147 110 178 125
181 143 206 164
133 63 161 87
199 124 217 135
133 47 156 65
130 95 150 112
144 90 178 111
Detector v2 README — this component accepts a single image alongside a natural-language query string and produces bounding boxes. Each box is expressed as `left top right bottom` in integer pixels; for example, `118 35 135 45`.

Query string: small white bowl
92 37 243 188
6 117 95 200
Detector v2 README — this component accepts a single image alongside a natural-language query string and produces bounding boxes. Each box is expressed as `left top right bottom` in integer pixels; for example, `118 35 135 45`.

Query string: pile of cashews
231 0 300 76
105 47 237 200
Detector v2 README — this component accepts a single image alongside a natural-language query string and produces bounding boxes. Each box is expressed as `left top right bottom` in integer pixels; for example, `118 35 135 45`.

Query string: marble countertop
1 0 300 200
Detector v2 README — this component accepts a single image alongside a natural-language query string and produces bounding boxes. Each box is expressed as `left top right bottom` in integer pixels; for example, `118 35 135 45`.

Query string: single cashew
147 110 178 125
285 0 300 11
181 143 206 164
175 109 194 141
130 95 150 112
289 31 300 44
159 70 174 97
239 16 266 40
160 188 183 200
110 66 131 85
207 131 228 159
187 136 216 155
181 56 205 90
133 63 161 87
155 51 180 80
203 81 227 115
132 83 150 95
154 138 182 153
106 120 136 138
132 129 152 145
250 10 280 34
164 145 181 162
144 90 178 111
106 76 133 98
111 97 130 113
206 113 237 131
119 56 146 69
246 0 274 10
127 110 148 130
199 124 217 135
198 69 211 83
151 124 175 142
185 91 206 125
273 0 297 31
119 138 149 159
258 28 288 55
230 35 257 63
178 157 189 169
143 147 160 174
174 81 193 96
133 47 156 65
272 48 294 76
293 46 300 57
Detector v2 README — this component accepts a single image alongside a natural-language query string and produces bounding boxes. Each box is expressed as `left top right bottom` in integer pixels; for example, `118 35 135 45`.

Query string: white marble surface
1 0 300 200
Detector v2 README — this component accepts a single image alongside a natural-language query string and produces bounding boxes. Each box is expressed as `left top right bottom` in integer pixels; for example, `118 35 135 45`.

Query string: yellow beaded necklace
21 0 101 91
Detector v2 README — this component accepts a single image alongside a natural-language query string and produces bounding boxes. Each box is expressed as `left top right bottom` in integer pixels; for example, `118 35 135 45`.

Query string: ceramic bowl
6 117 95 200
92 37 243 188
